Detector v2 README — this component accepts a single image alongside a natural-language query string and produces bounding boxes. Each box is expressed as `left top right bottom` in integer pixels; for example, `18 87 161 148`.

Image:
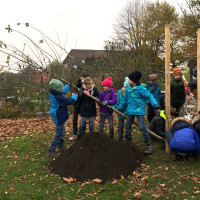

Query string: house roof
63 49 107 67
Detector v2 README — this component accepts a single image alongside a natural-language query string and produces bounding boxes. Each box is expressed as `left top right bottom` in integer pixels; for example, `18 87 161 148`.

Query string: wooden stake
197 28 200 111
165 25 171 154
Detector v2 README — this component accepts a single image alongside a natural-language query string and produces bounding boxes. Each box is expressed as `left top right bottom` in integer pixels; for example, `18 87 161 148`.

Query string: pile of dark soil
50 132 144 182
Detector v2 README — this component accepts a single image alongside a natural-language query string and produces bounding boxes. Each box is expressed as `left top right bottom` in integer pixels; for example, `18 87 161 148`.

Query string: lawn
0 116 200 200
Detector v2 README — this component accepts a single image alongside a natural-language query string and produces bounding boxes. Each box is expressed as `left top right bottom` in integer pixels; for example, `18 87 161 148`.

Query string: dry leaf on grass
63 177 73 183
92 178 102 183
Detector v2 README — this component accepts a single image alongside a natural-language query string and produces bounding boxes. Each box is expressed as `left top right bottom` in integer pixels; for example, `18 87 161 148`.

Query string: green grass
1 128 200 200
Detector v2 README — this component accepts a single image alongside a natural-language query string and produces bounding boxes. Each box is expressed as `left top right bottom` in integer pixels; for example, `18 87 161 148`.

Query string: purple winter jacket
99 88 117 114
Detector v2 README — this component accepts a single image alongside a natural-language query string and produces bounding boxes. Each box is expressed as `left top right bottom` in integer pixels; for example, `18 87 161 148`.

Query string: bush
0 102 22 118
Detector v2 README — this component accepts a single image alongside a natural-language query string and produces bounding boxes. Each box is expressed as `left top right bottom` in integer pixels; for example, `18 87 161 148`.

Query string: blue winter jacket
113 87 128 119
117 83 158 115
170 119 200 156
146 82 161 104
49 84 78 125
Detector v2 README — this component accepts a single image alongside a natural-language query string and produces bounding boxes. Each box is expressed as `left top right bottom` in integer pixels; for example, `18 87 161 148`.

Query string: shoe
145 143 154 155
78 134 82 140
47 150 61 158
69 134 78 141
58 147 67 153
171 153 177 161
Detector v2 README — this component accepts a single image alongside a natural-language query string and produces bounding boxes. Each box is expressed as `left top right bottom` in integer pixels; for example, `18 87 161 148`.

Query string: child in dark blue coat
48 79 78 157
165 117 200 161
146 74 161 123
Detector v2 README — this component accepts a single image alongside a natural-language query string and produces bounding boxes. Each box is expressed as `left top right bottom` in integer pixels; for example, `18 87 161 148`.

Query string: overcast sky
0 0 181 66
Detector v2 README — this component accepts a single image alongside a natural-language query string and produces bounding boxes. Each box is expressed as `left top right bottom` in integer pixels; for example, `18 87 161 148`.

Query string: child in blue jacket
165 117 200 161
113 77 129 142
146 74 161 123
48 79 78 157
117 71 159 154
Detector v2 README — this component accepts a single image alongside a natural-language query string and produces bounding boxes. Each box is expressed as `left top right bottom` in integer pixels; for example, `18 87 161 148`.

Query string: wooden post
197 28 200 111
165 25 171 154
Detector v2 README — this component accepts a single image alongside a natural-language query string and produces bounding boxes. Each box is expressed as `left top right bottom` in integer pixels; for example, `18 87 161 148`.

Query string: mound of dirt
50 132 144 182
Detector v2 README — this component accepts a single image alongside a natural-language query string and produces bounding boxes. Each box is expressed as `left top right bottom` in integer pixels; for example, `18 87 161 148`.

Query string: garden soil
50 132 144 182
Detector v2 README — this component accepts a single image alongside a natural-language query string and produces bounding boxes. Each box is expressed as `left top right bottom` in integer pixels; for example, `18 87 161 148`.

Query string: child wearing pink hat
98 77 117 137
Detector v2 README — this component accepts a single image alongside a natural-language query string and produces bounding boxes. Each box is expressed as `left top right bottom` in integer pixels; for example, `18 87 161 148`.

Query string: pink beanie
102 77 112 88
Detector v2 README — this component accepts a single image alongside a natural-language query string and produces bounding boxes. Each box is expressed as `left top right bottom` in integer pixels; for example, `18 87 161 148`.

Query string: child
165 117 200 161
149 94 165 138
149 94 176 139
48 79 78 157
171 68 186 116
113 77 129 142
78 77 99 138
192 111 200 137
187 58 197 92
146 74 161 123
117 71 159 154
98 77 117 138
69 74 87 141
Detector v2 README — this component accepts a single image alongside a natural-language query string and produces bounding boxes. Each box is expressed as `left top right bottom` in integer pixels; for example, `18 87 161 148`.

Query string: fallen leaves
133 192 142 199
0 117 55 141
92 178 102 183
63 177 74 183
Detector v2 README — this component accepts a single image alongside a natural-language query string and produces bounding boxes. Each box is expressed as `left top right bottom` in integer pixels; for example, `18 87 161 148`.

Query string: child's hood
49 88 62 95
147 82 159 88
171 117 192 131
128 83 146 91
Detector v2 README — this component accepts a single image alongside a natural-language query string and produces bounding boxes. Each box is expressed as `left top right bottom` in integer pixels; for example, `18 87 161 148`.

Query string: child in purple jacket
98 77 117 137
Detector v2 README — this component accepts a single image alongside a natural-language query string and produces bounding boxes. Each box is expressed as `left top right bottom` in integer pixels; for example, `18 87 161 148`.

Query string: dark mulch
50 132 144 182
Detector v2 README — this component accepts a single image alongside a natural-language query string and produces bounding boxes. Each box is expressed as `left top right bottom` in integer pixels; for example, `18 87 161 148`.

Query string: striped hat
172 68 182 77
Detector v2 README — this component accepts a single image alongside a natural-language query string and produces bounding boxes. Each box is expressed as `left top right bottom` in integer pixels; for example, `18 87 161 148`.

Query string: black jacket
170 78 185 108
79 86 99 118
149 115 165 138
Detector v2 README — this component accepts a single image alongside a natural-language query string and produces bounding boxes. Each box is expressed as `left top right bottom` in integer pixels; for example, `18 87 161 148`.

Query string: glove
78 90 83 98
98 100 107 106
154 107 160 116
72 93 78 97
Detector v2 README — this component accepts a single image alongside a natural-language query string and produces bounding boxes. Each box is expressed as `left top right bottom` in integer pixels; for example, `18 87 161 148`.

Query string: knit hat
124 77 129 87
128 71 142 83
149 74 158 81
102 77 112 88
172 68 182 77
49 79 64 91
